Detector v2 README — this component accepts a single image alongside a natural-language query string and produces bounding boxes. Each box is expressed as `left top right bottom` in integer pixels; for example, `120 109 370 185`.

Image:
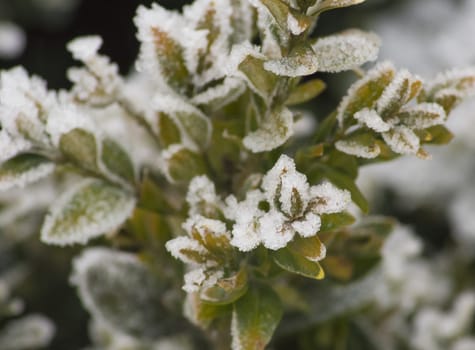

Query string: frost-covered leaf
0 154 55 191
264 44 319 77
231 285 283 350
191 77 246 110
335 133 381 159
382 125 420 155
311 30 380 73
162 145 207 183
243 106 294 152
156 111 182 149
101 138 135 184
376 69 419 117
307 0 365 16
135 4 190 93
71 248 176 338
353 108 390 132
286 79 326 105
200 268 248 305
398 103 446 130
337 62 395 125
153 95 211 150
425 68 475 111
0 315 55 350
273 247 325 279
41 178 136 246
59 128 99 172
420 125 454 145
320 212 356 232
166 236 210 265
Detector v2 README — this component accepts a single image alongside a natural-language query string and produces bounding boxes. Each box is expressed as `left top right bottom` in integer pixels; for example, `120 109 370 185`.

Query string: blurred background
1 0 474 349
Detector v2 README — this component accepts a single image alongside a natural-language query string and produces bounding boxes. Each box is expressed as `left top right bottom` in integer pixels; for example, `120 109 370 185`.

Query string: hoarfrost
0 162 55 192
243 107 294 152
354 108 391 132
382 125 420 155
40 178 136 246
335 139 381 159
311 30 380 73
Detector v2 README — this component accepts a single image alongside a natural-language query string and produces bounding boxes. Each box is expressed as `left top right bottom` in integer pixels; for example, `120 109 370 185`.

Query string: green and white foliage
1 0 475 349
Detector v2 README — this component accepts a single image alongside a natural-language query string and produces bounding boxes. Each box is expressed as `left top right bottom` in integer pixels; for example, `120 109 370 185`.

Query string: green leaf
59 128 99 172
314 111 338 143
41 178 136 246
0 154 55 191
419 125 454 145
286 79 326 105
137 175 176 214
288 235 326 262
101 138 135 183
232 285 283 350
72 248 178 339
157 112 181 148
273 247 325 279
201 269 248 305
164 146 207 183
239 55 279 100
308 0 365 16
259 0 291 31
320 212 356 232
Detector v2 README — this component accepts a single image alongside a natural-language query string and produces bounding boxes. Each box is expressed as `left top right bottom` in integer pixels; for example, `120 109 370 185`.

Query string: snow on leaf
353 108 391 132
0 315 55 350
311 30 380 73
40 178 136 246
165 236 210 265
309 182 351 214
228 190 266 252
291 212 322 238
398 103 446 130
264 44 319 77
243 106 294 152
382 125 420 155
0 154 55 191
259 209 295 250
